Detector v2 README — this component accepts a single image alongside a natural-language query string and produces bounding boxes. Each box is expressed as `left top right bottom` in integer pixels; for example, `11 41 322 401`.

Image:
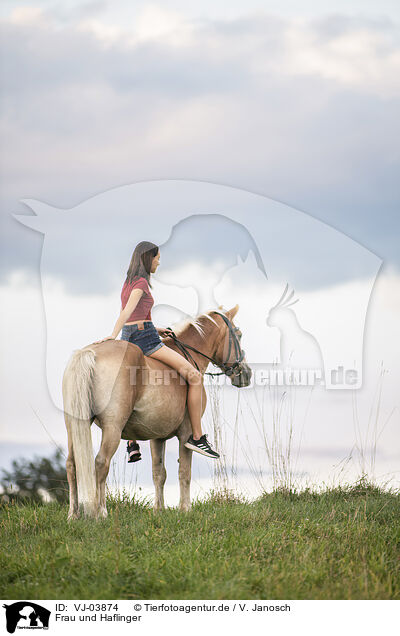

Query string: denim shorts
120 321 165 356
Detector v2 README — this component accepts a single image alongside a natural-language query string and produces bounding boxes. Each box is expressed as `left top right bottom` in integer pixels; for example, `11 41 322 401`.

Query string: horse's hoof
153 505 165 513
67 512 80 521
98 507 108 519
179 504 191 512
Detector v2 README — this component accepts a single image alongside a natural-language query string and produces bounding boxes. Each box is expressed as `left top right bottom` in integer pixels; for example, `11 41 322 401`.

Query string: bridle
164 311 245 378
164 312 244 378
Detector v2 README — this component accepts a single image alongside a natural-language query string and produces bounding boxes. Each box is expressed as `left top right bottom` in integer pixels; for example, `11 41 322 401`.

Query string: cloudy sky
0 1 399 502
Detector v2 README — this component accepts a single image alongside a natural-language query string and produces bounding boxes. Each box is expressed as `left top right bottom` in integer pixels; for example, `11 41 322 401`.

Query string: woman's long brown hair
126 241 159 288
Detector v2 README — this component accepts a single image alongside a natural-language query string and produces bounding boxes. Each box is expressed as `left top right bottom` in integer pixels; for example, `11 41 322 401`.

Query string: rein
164 311 245 378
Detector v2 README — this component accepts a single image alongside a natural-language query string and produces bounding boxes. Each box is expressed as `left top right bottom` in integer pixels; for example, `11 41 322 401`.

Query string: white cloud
74 11 400 97
76 18 125 45
4 6 400 94
278 21 400 97
9 7 45 25
19 3 197 48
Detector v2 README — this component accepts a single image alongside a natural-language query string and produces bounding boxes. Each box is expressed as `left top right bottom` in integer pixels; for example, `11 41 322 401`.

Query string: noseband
164 311 245 378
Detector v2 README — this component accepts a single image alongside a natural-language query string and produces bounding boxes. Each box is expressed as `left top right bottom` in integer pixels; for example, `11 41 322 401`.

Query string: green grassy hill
1 483 399 600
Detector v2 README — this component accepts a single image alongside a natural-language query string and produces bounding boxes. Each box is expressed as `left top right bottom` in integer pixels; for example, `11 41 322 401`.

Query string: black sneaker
184 434 220 459
127 441 141 463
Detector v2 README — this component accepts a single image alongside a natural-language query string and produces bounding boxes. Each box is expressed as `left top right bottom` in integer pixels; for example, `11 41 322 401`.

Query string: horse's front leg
95 424 121 518
178 438 193 512
150 439 166 511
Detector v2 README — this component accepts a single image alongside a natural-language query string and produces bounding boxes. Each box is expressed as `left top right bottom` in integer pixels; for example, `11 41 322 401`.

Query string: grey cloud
310 13 399 41
1 10 399 287
0 19 252 103
3 11 399 102
48 1 109 22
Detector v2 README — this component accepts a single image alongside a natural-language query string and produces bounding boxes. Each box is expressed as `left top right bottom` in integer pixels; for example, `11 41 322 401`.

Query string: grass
1 481 399 600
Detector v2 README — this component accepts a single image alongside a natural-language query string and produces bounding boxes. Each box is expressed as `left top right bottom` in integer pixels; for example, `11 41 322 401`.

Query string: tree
0 449 68 504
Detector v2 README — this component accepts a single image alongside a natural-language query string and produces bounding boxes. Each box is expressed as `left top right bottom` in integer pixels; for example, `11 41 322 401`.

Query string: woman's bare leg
185 373 203 439
148 346 203 439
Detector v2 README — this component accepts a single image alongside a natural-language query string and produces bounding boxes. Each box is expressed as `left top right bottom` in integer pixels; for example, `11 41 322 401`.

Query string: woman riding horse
95 240 220 460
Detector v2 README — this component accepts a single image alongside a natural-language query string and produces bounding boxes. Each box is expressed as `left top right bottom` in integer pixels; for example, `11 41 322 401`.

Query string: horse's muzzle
230 362 252 387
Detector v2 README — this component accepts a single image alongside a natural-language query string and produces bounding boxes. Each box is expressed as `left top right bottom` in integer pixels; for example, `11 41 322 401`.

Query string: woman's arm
111 288 143 337
94 288 143 343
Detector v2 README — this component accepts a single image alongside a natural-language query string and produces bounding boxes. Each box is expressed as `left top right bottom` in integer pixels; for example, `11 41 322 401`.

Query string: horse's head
209 305 252 388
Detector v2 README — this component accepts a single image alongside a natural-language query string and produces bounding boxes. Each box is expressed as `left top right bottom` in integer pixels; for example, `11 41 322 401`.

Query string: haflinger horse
62 304 251 519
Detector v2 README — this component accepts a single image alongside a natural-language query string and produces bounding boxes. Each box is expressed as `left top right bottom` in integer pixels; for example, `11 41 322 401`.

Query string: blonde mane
172 312 219 339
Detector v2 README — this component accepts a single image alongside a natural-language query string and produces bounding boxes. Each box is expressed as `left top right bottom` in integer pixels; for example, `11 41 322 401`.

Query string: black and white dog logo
3 602 50 633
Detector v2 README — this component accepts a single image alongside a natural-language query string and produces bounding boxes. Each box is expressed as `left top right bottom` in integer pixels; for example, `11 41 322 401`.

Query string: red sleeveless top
121 277 154 322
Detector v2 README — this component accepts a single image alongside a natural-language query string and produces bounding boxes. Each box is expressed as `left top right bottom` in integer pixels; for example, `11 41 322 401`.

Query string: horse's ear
218 304 223 310
226 304 239 319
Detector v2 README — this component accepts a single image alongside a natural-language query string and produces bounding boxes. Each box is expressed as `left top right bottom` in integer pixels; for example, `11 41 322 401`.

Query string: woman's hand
92 336 115 345
157 327 173 337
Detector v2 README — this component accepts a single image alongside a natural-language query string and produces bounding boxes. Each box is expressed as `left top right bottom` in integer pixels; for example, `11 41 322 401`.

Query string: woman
95 240 219 462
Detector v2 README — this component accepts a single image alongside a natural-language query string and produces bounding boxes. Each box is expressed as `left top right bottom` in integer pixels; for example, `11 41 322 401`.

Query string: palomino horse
62 305 251 519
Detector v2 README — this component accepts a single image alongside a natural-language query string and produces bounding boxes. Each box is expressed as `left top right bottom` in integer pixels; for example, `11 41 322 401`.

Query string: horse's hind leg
150 439 166 512
178 438 193 512
65 418 79 520
95 424 121 518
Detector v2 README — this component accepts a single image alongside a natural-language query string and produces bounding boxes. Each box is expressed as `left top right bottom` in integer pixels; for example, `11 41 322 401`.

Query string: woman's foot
184 434 220 459
127 441 141 463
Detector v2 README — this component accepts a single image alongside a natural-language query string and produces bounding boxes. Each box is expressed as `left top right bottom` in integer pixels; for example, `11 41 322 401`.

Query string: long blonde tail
62 348 97 517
